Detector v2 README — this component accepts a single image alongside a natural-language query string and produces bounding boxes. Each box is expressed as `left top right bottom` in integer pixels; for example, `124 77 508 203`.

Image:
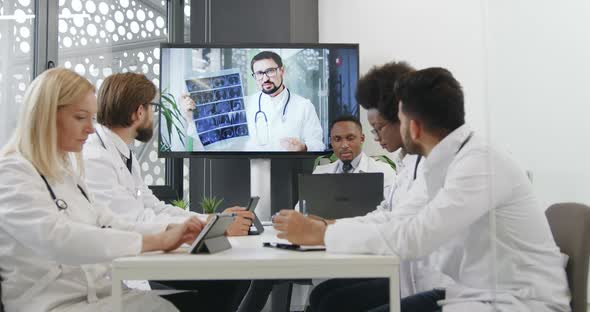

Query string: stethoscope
255 87 291 124
40 174 89 211
254 87 291 145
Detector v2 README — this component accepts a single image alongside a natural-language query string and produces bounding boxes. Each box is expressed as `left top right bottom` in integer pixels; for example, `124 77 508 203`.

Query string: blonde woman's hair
0 68 95 181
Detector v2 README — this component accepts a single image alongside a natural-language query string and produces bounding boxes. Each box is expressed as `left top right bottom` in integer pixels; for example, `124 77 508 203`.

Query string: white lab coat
324 125 571 312
244 89 325 151
0 153 178 312
312 152 395 199
83 125 205 230
336 153 455 298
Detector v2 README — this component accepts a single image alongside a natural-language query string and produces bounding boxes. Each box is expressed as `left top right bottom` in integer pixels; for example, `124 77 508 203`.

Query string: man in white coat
274 67 570 312
181 51 325 152
307 62 453 312
312 115 394 198
245 51 325 151
83 73 252 311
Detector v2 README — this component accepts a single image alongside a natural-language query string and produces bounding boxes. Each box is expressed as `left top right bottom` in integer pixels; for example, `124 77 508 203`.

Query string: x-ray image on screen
185 69 249 146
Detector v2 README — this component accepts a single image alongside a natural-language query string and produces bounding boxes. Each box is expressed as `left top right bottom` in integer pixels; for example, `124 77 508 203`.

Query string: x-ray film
185 70 249 146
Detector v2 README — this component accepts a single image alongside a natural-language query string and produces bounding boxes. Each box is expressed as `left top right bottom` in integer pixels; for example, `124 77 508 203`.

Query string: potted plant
199 195 224 214
170 199 190 210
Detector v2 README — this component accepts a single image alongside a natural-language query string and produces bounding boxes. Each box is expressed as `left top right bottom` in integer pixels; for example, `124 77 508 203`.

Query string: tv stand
250 158 271 221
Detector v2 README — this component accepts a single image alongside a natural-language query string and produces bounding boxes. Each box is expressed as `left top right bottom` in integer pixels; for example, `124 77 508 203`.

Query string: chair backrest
546 202 590 312
0 278 3 312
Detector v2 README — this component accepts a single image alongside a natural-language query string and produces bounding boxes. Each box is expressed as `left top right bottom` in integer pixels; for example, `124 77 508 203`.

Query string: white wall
319 0 590 209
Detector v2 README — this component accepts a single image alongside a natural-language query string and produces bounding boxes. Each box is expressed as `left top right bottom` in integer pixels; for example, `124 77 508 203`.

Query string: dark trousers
308 278 445 312
236 279 311 312
236 279 276 312
153 280 250 312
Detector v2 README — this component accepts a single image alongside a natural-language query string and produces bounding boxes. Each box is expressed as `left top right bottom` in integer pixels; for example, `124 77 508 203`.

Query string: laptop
297 173 384 219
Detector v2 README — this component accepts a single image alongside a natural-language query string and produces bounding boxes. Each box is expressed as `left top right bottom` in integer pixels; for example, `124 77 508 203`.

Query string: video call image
159 45 359 153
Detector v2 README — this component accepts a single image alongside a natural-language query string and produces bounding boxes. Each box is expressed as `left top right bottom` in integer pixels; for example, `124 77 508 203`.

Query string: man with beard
245 51 324 151
83 73 253 311
181 51 324 151
273 68 570 312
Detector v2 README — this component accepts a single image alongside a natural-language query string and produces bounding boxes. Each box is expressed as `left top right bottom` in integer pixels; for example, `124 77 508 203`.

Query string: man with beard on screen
181 51 325 151
83 73 253 311
244 51 325 151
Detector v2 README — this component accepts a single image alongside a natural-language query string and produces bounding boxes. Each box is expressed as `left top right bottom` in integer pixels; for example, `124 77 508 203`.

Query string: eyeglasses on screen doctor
252 67 281 80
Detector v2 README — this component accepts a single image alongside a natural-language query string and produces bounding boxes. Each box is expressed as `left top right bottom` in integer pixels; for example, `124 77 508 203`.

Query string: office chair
546 202 590 312
0 276 3 312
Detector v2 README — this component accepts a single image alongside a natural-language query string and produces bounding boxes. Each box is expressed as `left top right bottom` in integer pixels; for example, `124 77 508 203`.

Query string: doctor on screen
243 51 325 151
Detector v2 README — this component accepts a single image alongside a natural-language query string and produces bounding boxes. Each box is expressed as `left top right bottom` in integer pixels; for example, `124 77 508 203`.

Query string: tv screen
158 43 359 157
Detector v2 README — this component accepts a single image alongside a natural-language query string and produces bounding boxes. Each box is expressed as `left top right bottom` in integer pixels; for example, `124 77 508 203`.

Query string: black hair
395 67 465 134
250 51 283 72
355 61 414 123
330 115 363 132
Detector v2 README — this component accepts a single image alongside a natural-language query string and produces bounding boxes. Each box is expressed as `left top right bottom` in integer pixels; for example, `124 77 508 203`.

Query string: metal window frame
150 0 185 202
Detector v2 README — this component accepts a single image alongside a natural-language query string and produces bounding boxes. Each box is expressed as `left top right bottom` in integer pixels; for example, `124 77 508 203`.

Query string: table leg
390 266 401 312
112 272 123 312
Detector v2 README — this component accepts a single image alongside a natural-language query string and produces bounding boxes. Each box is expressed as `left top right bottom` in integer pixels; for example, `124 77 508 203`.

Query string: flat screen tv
158 43 359 158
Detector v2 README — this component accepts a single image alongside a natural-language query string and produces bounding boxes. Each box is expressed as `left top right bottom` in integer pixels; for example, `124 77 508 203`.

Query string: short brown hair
97 72 156 127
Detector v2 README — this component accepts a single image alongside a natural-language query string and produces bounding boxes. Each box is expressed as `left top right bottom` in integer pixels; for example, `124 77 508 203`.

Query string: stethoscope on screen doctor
254 87 291 145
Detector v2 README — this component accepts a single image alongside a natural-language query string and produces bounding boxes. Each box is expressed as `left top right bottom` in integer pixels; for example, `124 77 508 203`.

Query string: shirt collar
101 125 132 159
422 124 472 174
260 87 288 110
337 152 363 172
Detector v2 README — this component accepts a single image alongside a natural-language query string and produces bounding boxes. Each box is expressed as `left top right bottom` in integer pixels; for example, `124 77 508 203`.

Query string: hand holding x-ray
181 93 196 123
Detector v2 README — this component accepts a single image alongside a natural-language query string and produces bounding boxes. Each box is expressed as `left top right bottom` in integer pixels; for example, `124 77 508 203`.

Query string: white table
112 228 400 312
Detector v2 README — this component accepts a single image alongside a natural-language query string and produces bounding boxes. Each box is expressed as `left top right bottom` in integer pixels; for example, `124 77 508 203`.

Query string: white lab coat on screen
0 153 178 312
244 88 325 151
83 125 205 231
324 125 571 312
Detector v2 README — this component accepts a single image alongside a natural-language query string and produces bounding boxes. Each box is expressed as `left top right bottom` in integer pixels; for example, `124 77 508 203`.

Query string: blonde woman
0 68 204 312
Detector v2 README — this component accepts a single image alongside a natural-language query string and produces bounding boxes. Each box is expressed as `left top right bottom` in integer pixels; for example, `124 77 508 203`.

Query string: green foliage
159 91 187 151
313 153 338 171
200 196 224 214
170 199 190 210
313 153 397 171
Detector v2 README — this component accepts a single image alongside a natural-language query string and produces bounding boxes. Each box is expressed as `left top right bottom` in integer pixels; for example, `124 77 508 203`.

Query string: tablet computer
247 196 265 235
189 214 234 254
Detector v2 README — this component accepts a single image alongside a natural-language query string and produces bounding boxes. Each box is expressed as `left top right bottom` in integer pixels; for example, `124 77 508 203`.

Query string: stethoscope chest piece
55 199 68 211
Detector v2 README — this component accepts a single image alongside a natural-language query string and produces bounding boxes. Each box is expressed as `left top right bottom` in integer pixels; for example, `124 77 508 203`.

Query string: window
0 0 35 147
57 0 168 185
